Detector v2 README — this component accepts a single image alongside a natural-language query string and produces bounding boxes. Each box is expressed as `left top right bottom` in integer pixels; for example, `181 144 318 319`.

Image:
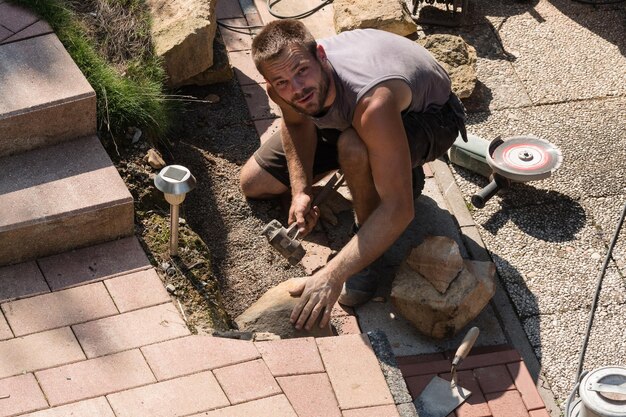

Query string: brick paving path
0 238 397 417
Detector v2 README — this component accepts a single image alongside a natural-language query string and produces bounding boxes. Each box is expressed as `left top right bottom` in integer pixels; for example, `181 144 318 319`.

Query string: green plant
14 0 173 145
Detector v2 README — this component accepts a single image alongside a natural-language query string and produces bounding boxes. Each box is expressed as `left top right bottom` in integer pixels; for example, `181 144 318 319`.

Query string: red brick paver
230 49 265 86
277 373 342 417
474 364 516 394
317 334 394 410
0 327 84 379
72 302 189 358
107 371 229 417
342 404 401 417
0 2 38 33
19 397 116 417
0 373 48 417
529 409 551 417
0 313 12 340
486 390 530 417
219 18 253 52
213 359 282 405
0 261 49 302
37 237 150 290
254 117 281 144
3 20 53 44
190 395 297 417
507 361 546 411
2 282 118 336
35 349 155 406
255 337 325 377
104 269 170 312
215 0 244 19
241 84 282 120
141 335 260 380
439 371 491 417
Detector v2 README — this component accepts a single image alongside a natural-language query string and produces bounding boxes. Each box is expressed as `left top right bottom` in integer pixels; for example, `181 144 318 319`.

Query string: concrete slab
356 301 507 356
0 136 134 265
493 11 626 104
0 34 96 156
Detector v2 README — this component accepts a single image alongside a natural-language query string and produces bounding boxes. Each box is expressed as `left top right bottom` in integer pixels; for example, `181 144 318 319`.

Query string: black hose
575 201 626 380
266 0 334 19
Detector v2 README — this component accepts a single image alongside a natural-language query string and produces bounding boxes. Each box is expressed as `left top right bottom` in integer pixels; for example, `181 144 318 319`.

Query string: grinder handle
452 327 480 368
471 179 501 209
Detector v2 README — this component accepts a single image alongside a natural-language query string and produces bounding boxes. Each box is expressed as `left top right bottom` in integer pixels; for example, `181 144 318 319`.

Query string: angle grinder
448 134 563 208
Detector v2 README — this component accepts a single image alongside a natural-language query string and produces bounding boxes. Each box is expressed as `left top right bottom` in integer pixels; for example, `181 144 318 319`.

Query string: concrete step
0 33 96 157
0 135 134 266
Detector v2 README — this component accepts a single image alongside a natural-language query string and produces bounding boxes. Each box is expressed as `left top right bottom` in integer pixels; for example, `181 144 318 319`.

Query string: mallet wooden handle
452 327 480 367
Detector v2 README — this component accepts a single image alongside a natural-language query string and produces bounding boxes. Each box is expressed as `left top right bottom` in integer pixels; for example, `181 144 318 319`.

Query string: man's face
262 45 331 116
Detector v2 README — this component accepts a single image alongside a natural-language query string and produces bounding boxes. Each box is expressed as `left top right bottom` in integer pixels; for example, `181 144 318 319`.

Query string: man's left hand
289 273 342 330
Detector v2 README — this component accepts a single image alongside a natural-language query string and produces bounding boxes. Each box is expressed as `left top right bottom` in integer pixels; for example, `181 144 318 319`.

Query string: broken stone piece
391 259 496 339
416 35 477 99
333 0 418 36
146 148 166 169
235 279 334 339
406 236 464 294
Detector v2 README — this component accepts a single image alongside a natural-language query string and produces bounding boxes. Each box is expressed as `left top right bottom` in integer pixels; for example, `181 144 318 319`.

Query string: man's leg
240 157 288 199
336 128 380 225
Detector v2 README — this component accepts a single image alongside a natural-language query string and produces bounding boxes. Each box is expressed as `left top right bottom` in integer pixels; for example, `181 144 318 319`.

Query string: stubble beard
289 69 330 117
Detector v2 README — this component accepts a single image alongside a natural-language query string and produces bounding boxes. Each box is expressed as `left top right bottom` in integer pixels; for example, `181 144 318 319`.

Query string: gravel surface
448 0 626 405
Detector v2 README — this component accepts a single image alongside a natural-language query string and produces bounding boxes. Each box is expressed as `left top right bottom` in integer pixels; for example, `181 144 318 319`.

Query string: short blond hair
251 19 317 75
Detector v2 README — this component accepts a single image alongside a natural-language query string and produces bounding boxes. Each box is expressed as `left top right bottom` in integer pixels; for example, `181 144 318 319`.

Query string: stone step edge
0 91 95 121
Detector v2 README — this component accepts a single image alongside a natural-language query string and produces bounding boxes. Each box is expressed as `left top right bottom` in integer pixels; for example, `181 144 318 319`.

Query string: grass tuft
14 0 174 143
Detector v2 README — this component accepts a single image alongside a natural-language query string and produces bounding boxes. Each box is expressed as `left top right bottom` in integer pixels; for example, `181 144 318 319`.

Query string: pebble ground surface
445 0 626 402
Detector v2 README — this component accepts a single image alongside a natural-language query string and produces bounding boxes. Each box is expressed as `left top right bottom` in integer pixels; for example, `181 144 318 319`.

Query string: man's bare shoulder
355 79 412 121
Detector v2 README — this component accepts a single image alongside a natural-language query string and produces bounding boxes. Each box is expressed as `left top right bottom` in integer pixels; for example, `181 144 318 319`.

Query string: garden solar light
154 165 196 257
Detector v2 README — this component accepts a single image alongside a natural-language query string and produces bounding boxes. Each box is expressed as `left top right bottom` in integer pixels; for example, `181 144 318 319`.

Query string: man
239 20 467 331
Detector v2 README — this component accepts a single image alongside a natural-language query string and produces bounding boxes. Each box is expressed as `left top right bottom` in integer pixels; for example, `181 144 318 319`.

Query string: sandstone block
334 0 417 37
391 259 496 339
406 235 463 294
235 279 334 339
417 34 477 99
146 0 218 87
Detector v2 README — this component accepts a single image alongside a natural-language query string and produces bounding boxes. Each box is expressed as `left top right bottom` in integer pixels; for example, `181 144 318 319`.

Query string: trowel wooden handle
452 327 480 367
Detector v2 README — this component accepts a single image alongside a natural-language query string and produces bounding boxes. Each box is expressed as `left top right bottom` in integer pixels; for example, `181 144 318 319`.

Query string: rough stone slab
0 34 95 156
104 269 170 313
317 334 394 410
18 397 116 417
188 394 297 417
0 136 134 266
38 237 150 290
0 261 49 303
141 335 260 380
0 312 12 340
0 2 38 33
3 20 53 44
0 327 85 379
2 282 118 336
73 303 190 358
0 373 48 416
35 349 156 407
107 371 229 417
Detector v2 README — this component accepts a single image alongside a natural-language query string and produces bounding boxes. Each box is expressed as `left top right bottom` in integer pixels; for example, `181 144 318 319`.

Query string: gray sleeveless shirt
312 29 451 131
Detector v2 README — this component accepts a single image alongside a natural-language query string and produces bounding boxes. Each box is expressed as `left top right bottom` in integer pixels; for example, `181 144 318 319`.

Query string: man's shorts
253 93 467 187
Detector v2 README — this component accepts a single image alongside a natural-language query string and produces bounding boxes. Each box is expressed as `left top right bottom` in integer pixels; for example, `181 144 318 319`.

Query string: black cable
574 201 626 379
266 0 334 19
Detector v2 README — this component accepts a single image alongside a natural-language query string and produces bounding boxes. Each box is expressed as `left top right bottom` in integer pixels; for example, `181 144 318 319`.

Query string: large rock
334 0 418 37
146 0 218 87
235 279 334 339
406 235 463 294
417 34 477 99
391 259 496 339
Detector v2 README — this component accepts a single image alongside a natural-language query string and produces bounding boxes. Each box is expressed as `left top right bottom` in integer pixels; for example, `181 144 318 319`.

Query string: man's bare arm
290 80 415 329
267 86 320 234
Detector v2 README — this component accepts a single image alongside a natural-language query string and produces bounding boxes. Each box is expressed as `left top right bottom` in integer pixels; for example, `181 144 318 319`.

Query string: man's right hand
289 192 320 237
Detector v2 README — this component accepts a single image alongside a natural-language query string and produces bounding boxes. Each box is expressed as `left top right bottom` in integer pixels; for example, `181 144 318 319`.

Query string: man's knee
337 128 369 167
239 157 287 199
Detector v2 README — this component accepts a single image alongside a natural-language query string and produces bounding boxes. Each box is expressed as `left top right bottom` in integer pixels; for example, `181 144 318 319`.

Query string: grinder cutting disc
487 136 563 182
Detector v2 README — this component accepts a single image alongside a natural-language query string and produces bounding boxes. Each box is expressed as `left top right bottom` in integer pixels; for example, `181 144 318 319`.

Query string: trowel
413 327 480 417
